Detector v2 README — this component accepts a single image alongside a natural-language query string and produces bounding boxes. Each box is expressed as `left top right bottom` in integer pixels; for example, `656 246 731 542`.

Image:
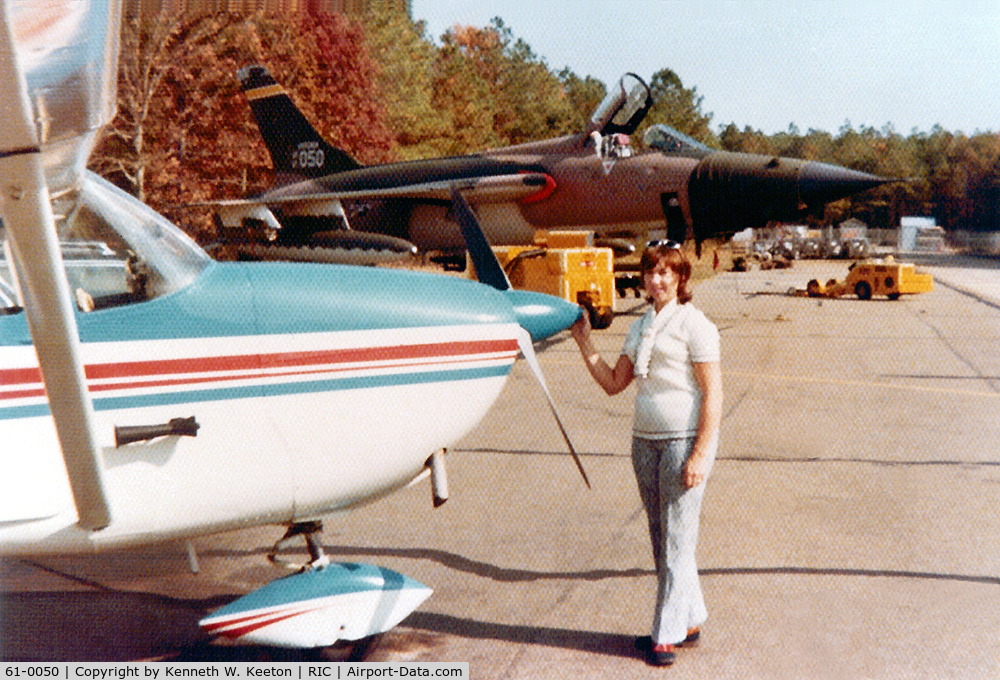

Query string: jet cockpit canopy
588 73 652 136
643 124 713 158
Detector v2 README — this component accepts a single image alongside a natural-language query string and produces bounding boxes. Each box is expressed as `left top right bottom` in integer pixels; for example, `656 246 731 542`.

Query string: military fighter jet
210 64 889 263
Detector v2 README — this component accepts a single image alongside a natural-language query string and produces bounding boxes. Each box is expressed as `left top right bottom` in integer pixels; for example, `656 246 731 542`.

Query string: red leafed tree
248 11 395 165
90 11 394 242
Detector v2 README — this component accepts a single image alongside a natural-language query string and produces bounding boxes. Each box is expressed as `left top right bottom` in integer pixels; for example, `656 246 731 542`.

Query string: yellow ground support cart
494 231 616 329
803 257 933 300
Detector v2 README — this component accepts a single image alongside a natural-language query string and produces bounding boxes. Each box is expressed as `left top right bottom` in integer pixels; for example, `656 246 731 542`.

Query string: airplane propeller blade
451 188 510 291
515 324 591 489
451 187 589 488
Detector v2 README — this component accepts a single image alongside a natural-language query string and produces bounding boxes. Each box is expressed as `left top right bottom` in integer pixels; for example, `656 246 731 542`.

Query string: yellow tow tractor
493 231 616 329
801 257 933 300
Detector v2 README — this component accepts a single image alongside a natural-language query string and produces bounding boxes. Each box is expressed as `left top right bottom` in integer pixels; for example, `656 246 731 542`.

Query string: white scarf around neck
634 299 679 378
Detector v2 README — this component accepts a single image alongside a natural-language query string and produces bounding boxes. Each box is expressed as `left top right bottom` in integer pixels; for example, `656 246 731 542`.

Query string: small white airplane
0 0 584 658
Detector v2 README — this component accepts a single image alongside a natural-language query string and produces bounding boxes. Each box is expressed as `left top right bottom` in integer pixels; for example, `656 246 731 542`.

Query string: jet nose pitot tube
686 151 889 241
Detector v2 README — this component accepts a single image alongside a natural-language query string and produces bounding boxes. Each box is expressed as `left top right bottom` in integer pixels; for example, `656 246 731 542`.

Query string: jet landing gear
267 520 330 571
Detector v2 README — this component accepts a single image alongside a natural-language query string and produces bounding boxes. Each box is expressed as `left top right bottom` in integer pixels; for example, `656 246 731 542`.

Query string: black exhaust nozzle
115 416 200 447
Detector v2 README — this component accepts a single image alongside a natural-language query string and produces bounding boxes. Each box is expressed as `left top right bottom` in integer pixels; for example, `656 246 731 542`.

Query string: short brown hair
640 242 693 304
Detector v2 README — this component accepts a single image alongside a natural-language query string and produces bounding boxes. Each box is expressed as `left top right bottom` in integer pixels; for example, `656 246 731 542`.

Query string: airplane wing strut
0 2 111 530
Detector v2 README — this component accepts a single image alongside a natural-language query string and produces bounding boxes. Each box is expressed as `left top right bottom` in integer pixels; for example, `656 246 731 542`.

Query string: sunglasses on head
646 239 682 249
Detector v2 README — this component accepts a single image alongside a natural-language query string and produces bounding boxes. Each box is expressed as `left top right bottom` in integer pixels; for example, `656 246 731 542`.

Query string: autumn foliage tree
88 12 191 205
557 68 607 131
247 12 395 165
360 8 450 159
430 19 577 152
89 10 393 241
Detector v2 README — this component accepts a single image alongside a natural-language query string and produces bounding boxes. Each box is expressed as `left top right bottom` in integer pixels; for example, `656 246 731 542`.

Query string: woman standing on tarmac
569 240 723 667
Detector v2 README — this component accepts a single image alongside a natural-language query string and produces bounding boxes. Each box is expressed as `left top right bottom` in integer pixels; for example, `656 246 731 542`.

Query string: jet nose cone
797 162 890 207
505 290 583 342
687 151 895 241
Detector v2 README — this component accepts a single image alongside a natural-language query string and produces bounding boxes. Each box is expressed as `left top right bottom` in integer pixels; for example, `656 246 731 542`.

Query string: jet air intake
686 151 888 242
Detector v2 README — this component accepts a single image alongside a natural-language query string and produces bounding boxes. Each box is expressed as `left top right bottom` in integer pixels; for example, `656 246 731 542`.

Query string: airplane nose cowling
504 290 583 343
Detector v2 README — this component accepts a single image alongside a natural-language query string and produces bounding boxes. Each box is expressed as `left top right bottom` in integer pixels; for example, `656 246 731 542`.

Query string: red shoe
680 627 701 647
649 643 676 666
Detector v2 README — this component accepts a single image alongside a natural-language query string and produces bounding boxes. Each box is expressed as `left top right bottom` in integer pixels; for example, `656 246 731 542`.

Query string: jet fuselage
231 65 888 258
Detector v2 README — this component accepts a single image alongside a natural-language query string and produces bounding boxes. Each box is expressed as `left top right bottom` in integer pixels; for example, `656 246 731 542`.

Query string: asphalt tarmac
3 254 1000 679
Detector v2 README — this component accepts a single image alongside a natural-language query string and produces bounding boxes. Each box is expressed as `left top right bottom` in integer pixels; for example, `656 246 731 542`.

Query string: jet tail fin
237 64 360 181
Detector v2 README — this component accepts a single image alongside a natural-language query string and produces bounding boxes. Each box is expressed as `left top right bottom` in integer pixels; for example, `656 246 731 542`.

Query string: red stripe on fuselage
1 388 46 399
0 338 518 397
86 339 517 379
89 351 515 393
0 367 40 385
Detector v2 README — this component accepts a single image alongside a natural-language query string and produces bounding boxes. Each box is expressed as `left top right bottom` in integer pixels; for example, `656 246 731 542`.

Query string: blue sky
409 0 1000 136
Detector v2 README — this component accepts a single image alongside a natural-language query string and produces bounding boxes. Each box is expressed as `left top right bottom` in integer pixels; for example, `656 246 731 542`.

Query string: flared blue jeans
631 435 712 645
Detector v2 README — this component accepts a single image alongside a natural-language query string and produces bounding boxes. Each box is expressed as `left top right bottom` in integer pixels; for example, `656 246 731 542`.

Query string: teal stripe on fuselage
0 364 510 420
0 404 49 420
60 262 516 344
3 261 516 345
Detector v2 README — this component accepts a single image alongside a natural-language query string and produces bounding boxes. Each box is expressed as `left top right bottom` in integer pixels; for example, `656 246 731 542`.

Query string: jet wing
202 171 556 217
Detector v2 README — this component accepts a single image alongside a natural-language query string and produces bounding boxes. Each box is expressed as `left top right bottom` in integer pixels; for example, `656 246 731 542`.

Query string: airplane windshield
589 73 652 136
643 124 713 158
0 172 210 313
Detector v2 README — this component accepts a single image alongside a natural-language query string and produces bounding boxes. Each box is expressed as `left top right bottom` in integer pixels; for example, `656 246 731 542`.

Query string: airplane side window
0 175 209 313
0 231 23 313
0 275 16 308
0 264 20 312
60 209 150 311
0 225 136 314
81 174 209 301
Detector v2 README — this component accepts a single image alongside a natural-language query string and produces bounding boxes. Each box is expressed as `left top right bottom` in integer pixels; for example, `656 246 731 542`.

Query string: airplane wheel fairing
199 563 432 649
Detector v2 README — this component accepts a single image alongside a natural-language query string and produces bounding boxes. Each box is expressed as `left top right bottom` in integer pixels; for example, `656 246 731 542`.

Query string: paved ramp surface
3 256 1000 679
